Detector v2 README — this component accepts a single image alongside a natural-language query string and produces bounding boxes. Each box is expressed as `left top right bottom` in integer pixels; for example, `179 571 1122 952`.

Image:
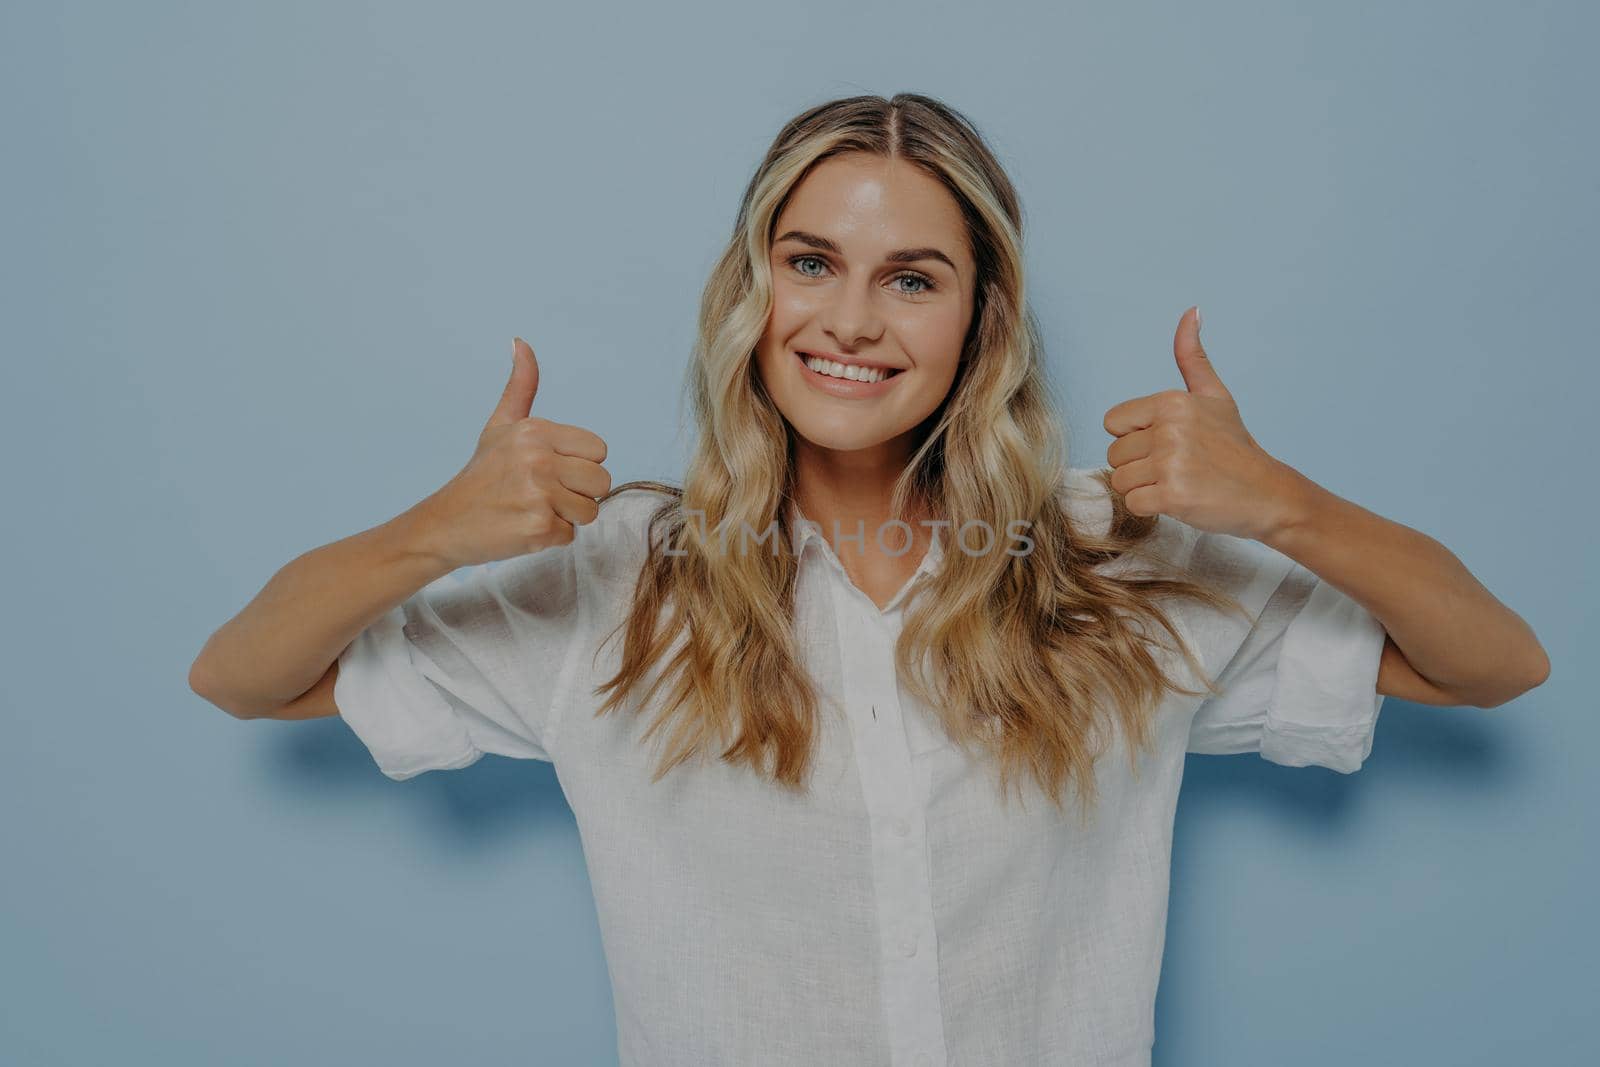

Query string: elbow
188 654 265 720
1506 642 1553 704
187 653 218 705
1519 645 1552 695
1465 648 1551 710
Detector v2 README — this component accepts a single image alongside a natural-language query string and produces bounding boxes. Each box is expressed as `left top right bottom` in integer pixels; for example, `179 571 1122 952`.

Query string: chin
785 414 904 454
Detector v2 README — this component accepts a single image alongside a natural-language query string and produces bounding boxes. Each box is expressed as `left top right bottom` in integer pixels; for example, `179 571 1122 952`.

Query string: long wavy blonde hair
588 93 1248 815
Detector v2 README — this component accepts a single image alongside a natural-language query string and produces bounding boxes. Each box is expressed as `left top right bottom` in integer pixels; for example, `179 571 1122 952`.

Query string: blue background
4 1 1591 1063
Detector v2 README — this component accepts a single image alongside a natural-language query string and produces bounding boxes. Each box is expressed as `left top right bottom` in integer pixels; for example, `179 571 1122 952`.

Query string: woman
190 93 1549 1066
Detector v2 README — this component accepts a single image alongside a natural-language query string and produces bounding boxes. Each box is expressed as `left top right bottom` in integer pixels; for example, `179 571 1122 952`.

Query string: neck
790 436 930 556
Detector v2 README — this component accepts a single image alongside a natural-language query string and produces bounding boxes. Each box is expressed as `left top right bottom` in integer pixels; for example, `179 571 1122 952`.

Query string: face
755 153 977 463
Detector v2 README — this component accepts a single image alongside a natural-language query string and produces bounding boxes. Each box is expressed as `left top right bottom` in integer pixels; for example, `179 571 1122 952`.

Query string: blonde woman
190 94 1549 1066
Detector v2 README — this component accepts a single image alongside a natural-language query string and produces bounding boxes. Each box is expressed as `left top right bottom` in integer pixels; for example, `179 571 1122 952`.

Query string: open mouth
795 350 904 385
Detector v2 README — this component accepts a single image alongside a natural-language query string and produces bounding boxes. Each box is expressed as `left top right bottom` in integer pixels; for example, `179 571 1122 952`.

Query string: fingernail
1195 306 1203 333
511 338 519 363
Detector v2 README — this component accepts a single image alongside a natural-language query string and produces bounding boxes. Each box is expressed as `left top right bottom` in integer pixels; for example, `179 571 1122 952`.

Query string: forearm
1261 468 1549 707
190 501 457 718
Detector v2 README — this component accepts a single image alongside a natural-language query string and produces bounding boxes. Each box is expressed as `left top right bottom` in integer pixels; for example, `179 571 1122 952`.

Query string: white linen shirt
334 465 1388 1066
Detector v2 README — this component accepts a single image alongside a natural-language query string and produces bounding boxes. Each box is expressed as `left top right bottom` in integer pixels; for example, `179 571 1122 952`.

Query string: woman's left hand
1101 307 1310 544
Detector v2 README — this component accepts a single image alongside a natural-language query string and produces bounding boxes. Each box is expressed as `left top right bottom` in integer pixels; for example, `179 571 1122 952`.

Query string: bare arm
188 503 456 720
1264 473 1550 708
1103 308 1549 712
188 337 611 722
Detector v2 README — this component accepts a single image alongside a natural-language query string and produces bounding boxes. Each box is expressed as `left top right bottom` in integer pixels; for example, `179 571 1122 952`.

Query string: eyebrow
774 229 959 274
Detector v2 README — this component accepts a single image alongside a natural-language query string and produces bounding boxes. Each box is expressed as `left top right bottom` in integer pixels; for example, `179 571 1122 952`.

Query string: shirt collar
786 500 947 586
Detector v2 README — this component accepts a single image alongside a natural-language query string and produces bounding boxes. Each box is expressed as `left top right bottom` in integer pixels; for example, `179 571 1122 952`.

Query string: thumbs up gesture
416 338 612 569
1101 308 1305 543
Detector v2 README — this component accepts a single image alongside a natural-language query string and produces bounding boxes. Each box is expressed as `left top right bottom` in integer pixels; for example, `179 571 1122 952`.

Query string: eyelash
784 254 938 295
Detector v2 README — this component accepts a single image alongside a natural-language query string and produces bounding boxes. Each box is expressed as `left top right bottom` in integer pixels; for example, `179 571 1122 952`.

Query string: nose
818 276 885 351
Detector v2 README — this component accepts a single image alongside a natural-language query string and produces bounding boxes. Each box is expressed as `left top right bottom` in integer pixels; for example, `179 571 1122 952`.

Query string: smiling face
755 152 977 463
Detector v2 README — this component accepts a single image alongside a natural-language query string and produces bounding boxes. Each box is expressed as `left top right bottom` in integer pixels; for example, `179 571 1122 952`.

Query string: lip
798 349 902 372
794 350 905 398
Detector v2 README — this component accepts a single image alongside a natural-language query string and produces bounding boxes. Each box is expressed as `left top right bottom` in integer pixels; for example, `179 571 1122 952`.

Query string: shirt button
899 935 918 958
891 817 910 837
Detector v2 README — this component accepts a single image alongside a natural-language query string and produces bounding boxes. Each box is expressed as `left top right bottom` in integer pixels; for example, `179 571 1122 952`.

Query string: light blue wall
3 1 1589 1063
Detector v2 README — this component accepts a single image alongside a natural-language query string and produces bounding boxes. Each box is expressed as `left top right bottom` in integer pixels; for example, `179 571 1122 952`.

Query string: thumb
486 337 540 430
1173 306 1229 400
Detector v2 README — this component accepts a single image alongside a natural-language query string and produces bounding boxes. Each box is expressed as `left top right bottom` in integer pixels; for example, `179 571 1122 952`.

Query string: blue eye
784 254 938 295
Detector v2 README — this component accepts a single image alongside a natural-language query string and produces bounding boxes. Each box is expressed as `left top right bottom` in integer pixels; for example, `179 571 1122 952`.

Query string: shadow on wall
261 694 1520 854
262 718 576 855
1181 698 1516 824
1154 697 1527 1067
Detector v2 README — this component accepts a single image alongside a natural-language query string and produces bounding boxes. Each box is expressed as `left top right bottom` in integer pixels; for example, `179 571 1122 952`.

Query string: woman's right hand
412 338 612 570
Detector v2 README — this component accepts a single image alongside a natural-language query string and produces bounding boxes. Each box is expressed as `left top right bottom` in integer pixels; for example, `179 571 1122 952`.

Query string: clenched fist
416 338 612 569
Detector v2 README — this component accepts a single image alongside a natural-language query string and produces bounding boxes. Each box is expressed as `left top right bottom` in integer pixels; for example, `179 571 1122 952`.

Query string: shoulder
594 483 678 531
439 486 675 628
1057 465 1117 538
580 483 680 587
1054 464 1203 571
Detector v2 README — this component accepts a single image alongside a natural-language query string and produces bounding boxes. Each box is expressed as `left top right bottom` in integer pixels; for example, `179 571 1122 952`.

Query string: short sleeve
333 540 585 781
1184 542 1388 774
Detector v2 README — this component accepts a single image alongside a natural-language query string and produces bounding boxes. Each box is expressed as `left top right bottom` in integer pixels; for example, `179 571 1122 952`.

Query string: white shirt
334 465 1387 1066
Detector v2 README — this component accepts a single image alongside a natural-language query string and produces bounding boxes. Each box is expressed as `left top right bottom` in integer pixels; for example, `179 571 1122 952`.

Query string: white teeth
802 354 894 383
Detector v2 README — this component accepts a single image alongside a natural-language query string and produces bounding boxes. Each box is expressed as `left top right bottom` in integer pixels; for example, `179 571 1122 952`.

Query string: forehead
774 154 969 262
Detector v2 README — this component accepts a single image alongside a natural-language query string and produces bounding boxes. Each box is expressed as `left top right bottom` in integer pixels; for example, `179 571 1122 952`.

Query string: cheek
761 286 804 343
901 307 967 372
769 287 814 330
754 328 796 394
